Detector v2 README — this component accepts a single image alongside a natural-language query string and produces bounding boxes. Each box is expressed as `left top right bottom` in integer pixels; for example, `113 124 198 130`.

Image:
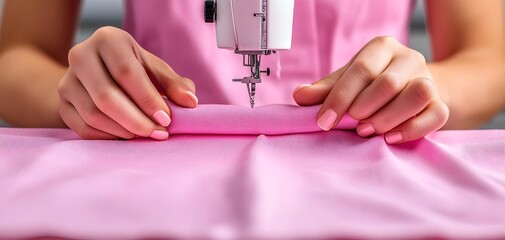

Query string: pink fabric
123 0 413 105
1 104 505 239
167 102 356 135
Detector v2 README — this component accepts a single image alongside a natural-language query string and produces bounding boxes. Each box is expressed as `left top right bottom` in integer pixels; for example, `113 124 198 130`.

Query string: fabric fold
167 101 357 135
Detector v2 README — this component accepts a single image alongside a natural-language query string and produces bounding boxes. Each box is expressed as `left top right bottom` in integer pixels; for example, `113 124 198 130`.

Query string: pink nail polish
293 84 312 94
357 123 375 136
153 110 172 127
187 91 199 105
317 109 338 131
150 130 169 140
386 132 403 144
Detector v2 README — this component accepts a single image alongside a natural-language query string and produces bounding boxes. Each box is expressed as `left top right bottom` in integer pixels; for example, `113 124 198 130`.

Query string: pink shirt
123 0 413 106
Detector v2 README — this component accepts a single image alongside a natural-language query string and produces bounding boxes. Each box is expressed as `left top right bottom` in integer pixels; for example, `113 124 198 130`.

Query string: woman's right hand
58 27 198 140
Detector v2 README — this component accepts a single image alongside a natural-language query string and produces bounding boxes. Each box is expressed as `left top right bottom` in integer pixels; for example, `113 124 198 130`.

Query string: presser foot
232 53 271 108
233 77 260 108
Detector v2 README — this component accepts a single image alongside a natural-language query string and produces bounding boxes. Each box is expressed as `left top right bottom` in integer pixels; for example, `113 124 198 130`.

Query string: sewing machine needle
247 83 255 108
250 95 255 108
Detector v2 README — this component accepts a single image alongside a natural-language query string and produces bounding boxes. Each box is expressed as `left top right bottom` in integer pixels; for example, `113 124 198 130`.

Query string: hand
293 36 449 144
58 27 198 140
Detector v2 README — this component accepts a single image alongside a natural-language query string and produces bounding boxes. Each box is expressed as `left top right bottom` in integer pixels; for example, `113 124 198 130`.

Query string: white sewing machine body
205 0 295 107
214 0 294 52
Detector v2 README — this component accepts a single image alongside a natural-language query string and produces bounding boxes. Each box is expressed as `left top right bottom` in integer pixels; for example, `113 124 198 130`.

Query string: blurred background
0 0 504 128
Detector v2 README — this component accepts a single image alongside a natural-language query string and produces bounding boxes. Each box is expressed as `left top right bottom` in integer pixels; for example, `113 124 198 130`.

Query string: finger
349 50 427 120
97 37 173 127
358 77 437 136
292 45 368 107
384 99 449 144
292 66 347 106
59 99 119 140
59 73 135 139
139 48 198 108
293 38 381 107
317 37 398 131
68 45 169 140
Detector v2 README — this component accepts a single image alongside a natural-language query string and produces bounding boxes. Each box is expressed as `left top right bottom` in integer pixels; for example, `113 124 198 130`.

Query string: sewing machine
204 0 295 107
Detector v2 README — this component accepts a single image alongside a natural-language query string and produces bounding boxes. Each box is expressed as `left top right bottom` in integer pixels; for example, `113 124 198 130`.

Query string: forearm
429 48 505 129
0 45 67 127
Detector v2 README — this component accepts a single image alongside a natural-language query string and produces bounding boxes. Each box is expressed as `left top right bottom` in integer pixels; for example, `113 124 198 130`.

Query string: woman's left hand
293 36 449 144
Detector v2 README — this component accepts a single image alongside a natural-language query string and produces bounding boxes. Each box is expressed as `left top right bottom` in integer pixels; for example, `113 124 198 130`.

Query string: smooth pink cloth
167 102 356 135
123 0 413 105
1 104 505 239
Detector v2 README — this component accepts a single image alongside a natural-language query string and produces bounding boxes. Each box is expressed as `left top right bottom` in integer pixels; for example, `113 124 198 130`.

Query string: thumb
139 48 198 108
293 67 346 106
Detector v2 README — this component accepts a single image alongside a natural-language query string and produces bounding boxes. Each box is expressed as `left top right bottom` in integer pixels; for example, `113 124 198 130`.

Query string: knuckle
67 44 85 66
93 26 121 42
57 72 75 99
411 78 436 104
114 61 137 81
95 26 116 35
373 121 389 135
352 59 376 79
138 96 159 112
82 106 103 127
57 78 68 98
94 88 114 109
348 105 365 120
414 51 427 64
399 121 423 141
406 49 426 64
329 89 353 106
407 100 449 140
130 119 152 136
372 36 398 47
377 72 402 96
321 97 349 121
92 26 134 47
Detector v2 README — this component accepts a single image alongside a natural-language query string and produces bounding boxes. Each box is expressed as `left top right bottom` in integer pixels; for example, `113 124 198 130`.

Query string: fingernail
317 109 338 131
386 132 403 144
153 110 172 127
357 123 375 136
186 91 198 105
150 130 169 140
293 84 312 94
